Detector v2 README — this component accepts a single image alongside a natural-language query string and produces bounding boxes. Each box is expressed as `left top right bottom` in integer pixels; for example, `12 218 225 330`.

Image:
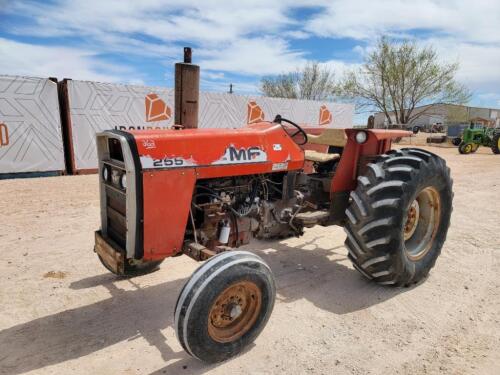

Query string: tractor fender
331 129 410 193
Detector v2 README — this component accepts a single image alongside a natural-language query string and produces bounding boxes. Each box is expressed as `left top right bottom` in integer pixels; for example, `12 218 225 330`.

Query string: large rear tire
175 251 276 363
491 133 500 154
344 148 453 286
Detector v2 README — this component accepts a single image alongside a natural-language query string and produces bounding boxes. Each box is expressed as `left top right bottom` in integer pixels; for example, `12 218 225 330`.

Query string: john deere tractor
457 124 500 154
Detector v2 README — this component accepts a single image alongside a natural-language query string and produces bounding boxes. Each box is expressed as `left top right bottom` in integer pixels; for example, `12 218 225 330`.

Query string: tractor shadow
0 236 410 375
152 235 412 374
251 235 410 315
0 272 189 375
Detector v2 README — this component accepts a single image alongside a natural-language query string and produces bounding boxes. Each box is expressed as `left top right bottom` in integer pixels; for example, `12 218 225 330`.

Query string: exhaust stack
174 47 200 129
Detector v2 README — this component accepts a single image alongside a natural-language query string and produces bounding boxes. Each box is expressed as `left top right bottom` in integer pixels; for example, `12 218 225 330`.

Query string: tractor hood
127 122 305 178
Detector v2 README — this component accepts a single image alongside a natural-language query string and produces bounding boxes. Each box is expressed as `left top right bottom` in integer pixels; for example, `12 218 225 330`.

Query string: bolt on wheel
208 281 262 343
404 186 441 261
174 251 275 363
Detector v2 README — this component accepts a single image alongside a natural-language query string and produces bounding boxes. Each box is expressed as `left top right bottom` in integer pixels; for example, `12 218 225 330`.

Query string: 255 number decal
153 158 185 167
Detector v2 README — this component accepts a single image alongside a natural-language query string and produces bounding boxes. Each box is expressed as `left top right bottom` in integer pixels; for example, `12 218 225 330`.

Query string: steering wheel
273 115 308 145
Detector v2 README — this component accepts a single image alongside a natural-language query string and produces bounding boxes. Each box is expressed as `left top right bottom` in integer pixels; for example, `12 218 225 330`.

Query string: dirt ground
1 146 499 375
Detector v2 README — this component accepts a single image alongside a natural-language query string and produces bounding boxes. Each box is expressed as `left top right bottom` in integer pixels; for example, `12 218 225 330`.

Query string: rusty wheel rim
208 281 262 343
404 186 441 261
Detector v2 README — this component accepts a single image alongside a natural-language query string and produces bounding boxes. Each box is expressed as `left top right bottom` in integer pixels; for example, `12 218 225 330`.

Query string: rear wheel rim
208 281 262 343
404 187 441 261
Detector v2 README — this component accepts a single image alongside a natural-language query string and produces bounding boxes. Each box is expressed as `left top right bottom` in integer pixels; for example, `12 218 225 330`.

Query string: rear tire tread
344 148 453 286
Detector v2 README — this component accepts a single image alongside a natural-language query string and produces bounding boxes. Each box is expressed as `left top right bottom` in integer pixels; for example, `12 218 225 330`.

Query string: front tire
175 251 276 363
458 142 474 154
451 137 462 146
344 148 453 286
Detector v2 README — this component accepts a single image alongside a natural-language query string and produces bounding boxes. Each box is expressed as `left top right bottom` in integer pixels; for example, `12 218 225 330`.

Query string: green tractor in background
456 124 500 154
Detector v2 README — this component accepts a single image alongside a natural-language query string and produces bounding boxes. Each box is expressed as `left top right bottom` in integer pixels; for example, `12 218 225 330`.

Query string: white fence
0 76 65 174
66 80 354 171
0 76 354 174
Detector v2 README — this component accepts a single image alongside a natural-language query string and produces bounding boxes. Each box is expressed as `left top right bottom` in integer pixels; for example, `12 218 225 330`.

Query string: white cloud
198 37 307 75
428 38 500 91
0 0 312 82
203 71 225 80
1 0 500 109
305 0 500 44
320 60 362 77
0 38 139 83
200 78 259 95
304 0 500 105
3 0 296 46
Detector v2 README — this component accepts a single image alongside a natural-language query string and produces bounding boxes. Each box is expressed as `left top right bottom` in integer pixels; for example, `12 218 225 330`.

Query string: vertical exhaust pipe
175 47 200 129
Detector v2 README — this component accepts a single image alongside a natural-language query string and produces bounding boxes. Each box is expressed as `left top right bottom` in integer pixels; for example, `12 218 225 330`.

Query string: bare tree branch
340 37 471 124
260 62 338 101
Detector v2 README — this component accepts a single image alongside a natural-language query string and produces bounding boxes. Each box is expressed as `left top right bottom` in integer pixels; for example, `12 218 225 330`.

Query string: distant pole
228 83 233 94
175 47 199 128
367 115 375 129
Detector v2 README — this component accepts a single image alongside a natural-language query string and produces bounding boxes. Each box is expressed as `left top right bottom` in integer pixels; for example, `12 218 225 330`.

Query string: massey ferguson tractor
93 49 453 363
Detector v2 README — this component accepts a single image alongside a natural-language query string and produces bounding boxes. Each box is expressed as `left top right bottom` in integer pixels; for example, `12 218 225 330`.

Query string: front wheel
451 137 462 146
174 251 276 363
458 142 474 154
344 148 453 286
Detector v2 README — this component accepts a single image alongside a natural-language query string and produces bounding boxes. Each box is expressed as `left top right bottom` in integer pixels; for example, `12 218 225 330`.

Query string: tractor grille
101 132 128 250
97 132 141 259
104 177 127 249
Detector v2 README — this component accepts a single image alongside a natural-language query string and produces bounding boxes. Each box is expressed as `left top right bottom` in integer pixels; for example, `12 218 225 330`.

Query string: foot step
294 210 329 227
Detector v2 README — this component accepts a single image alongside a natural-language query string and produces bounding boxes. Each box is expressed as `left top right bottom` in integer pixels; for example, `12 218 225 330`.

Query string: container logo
0 122 8 146
319 105 332 126
247 100 265 124
145 93 172 122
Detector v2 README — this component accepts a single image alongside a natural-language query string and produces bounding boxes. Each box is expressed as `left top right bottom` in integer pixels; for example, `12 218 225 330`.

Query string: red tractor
94 116 453 363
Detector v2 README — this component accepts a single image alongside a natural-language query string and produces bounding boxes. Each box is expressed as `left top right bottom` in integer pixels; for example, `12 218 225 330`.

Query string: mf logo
214 145 267 165
0 122 8 146
228 146 262 161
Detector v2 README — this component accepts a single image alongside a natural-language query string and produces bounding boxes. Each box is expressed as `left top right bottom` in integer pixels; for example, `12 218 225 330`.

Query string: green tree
342 38 470 124
260 62 338 101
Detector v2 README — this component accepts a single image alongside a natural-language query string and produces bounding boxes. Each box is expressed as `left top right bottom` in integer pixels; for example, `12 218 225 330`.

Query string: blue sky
1 0 500 122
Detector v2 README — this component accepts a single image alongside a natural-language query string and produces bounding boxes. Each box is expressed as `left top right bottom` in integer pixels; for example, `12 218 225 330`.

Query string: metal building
374 104 500 129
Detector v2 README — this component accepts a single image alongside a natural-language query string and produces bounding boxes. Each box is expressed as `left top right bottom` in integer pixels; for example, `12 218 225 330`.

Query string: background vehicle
457 124 500 154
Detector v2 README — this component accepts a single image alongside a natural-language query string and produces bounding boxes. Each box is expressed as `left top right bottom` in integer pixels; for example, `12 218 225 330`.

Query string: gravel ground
1 146 499 375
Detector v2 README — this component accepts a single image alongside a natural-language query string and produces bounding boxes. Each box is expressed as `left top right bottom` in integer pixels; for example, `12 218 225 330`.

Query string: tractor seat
307 129 347 147
304 150 340 163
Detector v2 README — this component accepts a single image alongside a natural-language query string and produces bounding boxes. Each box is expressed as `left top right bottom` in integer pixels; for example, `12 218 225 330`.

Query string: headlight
111 169 120 186
120 173 127 189
102 166 109 181
355 131 368 144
